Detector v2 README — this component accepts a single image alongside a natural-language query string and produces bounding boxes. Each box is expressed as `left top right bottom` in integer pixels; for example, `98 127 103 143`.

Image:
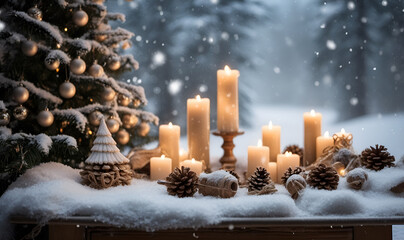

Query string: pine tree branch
69 74 133 97
51 109 88 132
117 81 146 105
106 13 126 22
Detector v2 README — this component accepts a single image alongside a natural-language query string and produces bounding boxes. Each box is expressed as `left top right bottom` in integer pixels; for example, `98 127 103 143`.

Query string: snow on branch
46 50 71 64
106 13 126 22
116 106 159 125
117 81 147 105
63 38 92 56
0 74 63 105
0 101 6 110
9 11 63 44
92 27 134 47
51 135 77 148
0 126 12 137
33 134 53 155
51 109 88 132
120 54 139 71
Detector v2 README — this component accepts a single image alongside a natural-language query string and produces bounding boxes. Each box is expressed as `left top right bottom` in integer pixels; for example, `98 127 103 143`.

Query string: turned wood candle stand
213 130 244 170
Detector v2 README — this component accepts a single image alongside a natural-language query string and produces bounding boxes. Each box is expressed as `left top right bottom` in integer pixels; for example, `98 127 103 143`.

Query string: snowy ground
1 105 404 238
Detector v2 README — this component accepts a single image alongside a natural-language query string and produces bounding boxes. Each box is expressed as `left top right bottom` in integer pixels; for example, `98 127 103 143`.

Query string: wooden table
10 216 404 240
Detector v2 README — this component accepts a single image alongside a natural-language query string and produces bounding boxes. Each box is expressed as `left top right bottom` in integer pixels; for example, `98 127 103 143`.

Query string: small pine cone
283 144 303 165
161 166 198 198
227 170 241 185
307 164 339 190
248 167 270 193
361 144 395 171
281 167 305 185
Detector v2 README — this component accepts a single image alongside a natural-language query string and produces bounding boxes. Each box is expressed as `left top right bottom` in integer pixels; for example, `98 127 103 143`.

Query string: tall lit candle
316 131 334 159
187 95 210 169
180 158 203 176
277 152 300 183
267 162 278 184
217 65 239 133
247 140 270 178
159 122 180 169
150 155 172 181
262 121 281 162
303 109 322 166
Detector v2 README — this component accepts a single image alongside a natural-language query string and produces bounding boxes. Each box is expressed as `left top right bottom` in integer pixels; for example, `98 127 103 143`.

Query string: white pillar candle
150 155 172 181
303 109 322 166
217 65 239 133
247 140 270 179
262 121 281 163
267 162 278 184
179 149 189 163
316 131 334 159
187 95 210 169
159 122 180 169
180 158 203 176
277 152 300 183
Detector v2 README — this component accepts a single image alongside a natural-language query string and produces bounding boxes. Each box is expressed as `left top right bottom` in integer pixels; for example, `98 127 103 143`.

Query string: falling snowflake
373 67 377 71
153 87 161 94
323 75 332 86
168 79 183 96
381 0 388 6
361 17 367 23
315 51 319 56
314 81 320 87
0 21 4 31
350 97 358 106
326 40 337 50
152 51 166 67
199 84 208 93
347 1 355 10
346 84 351 90
320 23 326 29
135 36 142 42
273 67 281 74
210 0 219 4
391 65 397 72
221 32 229 41
208 37 214 44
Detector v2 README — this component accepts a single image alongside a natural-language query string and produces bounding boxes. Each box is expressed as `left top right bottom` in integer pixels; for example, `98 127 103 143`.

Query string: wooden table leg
354 225 392 240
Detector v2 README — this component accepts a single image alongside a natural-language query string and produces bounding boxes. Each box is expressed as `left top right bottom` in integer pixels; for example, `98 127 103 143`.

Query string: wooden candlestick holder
212 130 244 170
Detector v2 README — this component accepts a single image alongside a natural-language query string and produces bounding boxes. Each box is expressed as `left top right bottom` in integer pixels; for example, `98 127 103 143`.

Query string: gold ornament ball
122 41 131 50
117 94 131 106
116 129 130 145
13 85 29 104
122 114 138 129
133 98 141 107
13 106 28 120
37 109 54 127
0 111 10 126
88 111 103 126
45 58 60 70
73 10 89 27
108 57 121 71
59 81 76 99
102 87 116 101
89 63 104 77
28 6 43 20
70 57 86 74
95 34 107 42
21 40 38 56
106 118 120 133
137 122 150 137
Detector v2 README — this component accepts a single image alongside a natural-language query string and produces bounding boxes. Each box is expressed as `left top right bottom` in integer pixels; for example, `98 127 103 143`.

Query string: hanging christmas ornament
108 56 121 71
122 41 131 50
37 108 54 127
13 84 29 104
0 110 10 126
21 40 38 56
59 81 76 99
102 86 116 101
13 105 28 120
137 122 150 137
44 58 60 71
115 129 130 145
73 9 89 27
106 117 120 133
70 57 86 74
133 98 141 108
122 114 138 129
88 110 103 126
95 34 107 42
117 94 131 106
89 61 104 77
27 6 43 20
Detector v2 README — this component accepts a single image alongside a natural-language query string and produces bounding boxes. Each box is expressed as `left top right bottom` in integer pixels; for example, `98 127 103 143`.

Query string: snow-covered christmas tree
0 0 158 193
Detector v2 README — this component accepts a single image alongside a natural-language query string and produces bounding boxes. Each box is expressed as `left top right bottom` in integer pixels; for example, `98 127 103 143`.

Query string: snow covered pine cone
361 144 395 171
283 144 304 165
281 166 305 186
159 166 198 198
307 164 339 190
248 167 277 195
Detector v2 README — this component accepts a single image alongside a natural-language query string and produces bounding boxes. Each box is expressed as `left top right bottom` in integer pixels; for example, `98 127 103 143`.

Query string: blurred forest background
107 0 404 129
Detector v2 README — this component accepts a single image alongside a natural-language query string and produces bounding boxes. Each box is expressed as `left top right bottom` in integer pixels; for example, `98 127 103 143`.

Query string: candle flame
310 109 316 116
341 128 346 134
179 149 184 154
161 154 165 159
195 95 201 100
224 65 231 73
257 139 263 147
168 122 173 128
268 121 273 129
285 151 292 157
191 158 195 163
324 131 330 137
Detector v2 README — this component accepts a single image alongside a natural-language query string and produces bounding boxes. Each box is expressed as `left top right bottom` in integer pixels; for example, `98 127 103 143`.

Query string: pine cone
307 164 339 190
159 166 198 198
283 144 303 165
248 167 270 193
281 167 305 185
361 144 395 171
